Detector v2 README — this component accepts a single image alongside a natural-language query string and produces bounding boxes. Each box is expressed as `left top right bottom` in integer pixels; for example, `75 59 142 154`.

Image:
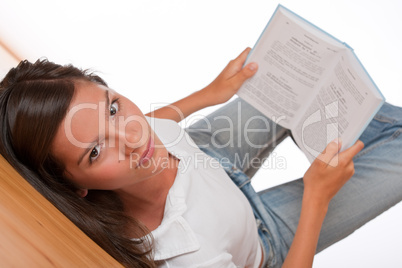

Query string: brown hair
0 59 156 267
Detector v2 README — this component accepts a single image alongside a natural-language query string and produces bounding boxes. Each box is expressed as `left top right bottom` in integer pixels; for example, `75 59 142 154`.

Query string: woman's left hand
200 47 258 106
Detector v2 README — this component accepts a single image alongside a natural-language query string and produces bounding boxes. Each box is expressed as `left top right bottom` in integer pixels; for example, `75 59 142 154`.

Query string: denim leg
256 102 402 266
186 98 289 178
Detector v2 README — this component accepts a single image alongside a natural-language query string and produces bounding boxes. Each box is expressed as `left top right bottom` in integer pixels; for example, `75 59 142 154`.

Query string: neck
116 154 179 232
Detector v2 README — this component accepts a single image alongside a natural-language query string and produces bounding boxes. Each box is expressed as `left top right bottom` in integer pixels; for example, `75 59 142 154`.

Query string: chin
141 148 169 172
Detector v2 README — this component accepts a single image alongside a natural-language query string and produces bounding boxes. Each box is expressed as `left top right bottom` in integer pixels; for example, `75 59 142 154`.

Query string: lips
138 136 154 167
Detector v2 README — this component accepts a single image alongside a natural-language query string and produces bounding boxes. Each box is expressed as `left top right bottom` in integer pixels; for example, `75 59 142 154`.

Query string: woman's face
52 81 169 191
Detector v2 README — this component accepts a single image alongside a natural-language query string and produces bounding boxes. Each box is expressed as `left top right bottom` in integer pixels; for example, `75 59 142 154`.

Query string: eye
89 144 101 163
110 99 119 116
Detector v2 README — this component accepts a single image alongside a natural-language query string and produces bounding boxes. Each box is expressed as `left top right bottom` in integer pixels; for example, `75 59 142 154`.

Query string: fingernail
248 62 257 71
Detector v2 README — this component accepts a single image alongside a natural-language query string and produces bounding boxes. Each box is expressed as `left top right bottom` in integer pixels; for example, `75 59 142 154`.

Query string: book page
237 6 343 129
292 51 384 162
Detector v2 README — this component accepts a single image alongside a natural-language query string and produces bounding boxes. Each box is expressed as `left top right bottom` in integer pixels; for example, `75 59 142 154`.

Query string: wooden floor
0 154 122 267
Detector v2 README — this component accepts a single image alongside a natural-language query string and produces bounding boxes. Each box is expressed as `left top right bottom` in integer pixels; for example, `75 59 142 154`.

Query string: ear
76 188 88 198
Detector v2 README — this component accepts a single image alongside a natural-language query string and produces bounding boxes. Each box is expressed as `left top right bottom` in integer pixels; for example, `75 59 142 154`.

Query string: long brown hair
0 59 156 267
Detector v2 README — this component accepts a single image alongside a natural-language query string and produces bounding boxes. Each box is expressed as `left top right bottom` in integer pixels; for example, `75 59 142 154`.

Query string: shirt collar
145 116 201 260
151 167 200 260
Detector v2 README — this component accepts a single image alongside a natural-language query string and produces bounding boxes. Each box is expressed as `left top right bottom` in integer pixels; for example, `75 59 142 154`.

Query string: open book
237 4 385 162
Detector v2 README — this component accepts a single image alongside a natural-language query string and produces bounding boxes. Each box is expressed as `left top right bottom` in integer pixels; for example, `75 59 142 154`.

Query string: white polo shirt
146 117 262 268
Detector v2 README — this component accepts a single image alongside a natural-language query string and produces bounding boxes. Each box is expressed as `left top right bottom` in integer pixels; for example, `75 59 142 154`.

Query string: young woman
0 48 401 268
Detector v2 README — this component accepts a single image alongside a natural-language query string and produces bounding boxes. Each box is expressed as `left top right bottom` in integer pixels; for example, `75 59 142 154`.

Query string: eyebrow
76 89 110 166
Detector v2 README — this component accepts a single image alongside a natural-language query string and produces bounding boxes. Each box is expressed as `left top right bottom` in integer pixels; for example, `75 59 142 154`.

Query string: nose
112 115 149 158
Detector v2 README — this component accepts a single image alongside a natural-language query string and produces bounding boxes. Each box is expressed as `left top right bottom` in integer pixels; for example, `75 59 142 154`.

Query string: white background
1 0 401 267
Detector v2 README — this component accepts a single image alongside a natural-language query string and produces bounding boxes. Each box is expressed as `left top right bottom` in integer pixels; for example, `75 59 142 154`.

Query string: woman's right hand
302 139 364 208
283 139 364 268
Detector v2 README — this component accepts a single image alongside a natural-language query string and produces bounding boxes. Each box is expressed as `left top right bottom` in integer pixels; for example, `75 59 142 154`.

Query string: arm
145 47 258 122
282 139 364 268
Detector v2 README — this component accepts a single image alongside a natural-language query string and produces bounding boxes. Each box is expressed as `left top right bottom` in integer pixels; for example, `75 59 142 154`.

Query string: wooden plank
0 155 123 267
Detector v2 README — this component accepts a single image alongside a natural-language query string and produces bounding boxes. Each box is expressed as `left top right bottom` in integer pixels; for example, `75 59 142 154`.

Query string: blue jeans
186 98 402 268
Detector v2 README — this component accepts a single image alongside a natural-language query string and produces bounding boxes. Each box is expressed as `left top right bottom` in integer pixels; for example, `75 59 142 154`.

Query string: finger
233 47 252 65
224 47 256 88
221 47 253 77
316 138 342 165
230 62 258 89
239 61 258 78
338 140 364 163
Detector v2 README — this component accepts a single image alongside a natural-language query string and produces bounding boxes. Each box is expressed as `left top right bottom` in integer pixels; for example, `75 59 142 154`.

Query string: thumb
328 140 364 167
316 138 342 165
231 62 258 87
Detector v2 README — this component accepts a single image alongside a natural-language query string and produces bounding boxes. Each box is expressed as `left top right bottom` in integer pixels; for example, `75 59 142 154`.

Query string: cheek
94 158 130 179
71 160 131 190
71 144 170 189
